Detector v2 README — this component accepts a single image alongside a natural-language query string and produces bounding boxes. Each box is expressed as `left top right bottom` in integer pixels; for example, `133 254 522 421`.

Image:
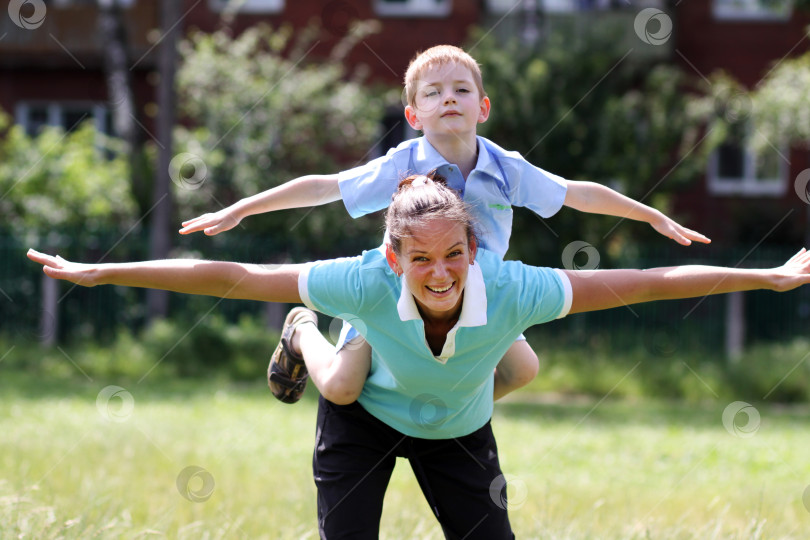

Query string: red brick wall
183 0 480 86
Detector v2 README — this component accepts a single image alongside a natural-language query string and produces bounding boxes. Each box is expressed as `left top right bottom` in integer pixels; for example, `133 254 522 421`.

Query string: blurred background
7 2 810 539
2 0 810 399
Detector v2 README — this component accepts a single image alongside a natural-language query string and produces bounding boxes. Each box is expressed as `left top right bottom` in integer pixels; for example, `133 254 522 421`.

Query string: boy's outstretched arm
26 249 303 304
564 180 710 246
179 174 341 236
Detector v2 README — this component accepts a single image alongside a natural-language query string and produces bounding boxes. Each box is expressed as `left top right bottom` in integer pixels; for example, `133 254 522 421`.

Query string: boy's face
405 62 490 141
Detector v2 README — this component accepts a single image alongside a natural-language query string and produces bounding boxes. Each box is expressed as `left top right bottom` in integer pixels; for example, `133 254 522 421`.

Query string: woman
27 174 810 539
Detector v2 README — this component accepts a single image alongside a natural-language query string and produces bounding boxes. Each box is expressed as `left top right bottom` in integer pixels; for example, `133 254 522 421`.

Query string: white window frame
373 0 452 18
15 101 109 137
208 0 284 14
712 0 793 21
486 0 576 14
48 0 137 7
485 0 664 14
707 125 788 197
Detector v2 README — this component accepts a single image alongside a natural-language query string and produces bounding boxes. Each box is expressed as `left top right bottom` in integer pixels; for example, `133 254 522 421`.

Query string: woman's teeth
427 284 453 293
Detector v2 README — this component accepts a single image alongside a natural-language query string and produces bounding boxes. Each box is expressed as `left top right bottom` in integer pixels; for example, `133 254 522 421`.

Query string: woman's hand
27 249 104 286
770 248 810 292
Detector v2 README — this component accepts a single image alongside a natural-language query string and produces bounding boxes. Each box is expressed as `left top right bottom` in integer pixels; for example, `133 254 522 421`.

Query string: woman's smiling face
387 218 477 323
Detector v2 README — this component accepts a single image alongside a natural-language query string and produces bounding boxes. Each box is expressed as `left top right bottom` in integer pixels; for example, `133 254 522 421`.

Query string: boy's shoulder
477 136 529 164
385 136 424 158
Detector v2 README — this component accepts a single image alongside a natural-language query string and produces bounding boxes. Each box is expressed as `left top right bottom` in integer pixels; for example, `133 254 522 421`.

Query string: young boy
180 45 709 404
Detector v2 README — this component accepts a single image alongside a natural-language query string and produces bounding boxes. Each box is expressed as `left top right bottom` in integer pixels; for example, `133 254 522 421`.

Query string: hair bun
396 171 447 193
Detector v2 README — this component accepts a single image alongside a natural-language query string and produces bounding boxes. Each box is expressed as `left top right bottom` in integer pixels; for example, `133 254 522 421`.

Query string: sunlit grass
1 372 809 539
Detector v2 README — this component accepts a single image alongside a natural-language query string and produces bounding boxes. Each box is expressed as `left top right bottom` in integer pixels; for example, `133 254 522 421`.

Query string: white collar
396 260 488 328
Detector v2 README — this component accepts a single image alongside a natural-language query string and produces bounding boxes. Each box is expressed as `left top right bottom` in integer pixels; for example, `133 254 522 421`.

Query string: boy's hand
27 249 102 286
651 213 711 246
179 209 242 236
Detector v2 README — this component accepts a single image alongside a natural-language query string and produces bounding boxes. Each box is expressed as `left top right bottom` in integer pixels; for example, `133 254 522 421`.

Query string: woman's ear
468 236 478 263
404 105 423 131
385 244 402 275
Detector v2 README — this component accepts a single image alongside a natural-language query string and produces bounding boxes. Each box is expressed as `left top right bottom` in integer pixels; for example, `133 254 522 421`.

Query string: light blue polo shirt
337 136 568 257
298 247 572 440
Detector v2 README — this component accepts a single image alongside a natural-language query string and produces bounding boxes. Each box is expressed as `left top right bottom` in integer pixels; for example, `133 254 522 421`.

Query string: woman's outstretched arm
26 249 303 304
565 248 810 315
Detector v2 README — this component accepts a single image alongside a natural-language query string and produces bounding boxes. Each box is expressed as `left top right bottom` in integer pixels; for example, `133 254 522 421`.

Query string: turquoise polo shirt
337 136 568 257
298 247 572 440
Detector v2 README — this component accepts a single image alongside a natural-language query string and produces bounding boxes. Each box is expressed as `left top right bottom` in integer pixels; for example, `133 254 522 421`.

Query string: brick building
2 0 809 243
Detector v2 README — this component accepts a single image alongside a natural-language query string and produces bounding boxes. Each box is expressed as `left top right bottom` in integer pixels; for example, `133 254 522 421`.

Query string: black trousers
312 396 515 539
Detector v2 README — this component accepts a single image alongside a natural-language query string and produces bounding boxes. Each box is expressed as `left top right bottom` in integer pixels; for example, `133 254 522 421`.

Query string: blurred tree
471 29 714 266
173 23 385 261
147 0 181 320
750 54 810 149
97 0 147 208
0 112 136 344
749 47 810 244
0 115 135 237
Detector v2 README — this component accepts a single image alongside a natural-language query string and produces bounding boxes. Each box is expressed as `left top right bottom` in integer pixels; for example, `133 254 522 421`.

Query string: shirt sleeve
337 154 402 219
506 156 568 219
518 264 572 325
297 256 366 318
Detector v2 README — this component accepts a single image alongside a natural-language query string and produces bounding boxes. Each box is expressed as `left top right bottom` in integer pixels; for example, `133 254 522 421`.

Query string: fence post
725 291 745 361
40 272 59 346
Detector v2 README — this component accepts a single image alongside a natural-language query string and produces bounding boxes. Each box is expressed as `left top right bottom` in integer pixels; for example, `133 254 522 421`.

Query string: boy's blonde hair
403 45 486 108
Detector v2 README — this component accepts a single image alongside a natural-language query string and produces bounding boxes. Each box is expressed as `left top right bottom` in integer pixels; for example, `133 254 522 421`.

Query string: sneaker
267 307 318 404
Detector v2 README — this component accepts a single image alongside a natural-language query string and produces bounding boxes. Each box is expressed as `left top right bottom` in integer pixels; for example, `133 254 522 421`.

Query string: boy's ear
404 105 423 131
478 96 491 124
385 244 403 275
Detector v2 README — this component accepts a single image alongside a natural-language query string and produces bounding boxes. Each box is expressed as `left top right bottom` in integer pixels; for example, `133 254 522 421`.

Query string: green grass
1 372 809 539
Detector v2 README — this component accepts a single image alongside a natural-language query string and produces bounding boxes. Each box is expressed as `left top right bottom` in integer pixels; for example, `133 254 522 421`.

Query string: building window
707 123 787 196
45 0 137 6
208 0 284 14
15 102 110 137
373 0 452 17
712 0 792 21
485 0 658 14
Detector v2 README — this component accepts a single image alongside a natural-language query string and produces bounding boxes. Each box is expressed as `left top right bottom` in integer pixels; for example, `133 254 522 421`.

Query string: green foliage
725 338 810 402
470 29 712 265
0 314 279 381
0 112 136 242
524 333 810 403
5 321 810 401
749 51 810 151
174 24 385 259
139 314 277 379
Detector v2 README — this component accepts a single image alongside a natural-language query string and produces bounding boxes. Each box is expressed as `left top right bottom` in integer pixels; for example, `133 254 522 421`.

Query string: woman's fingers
27 249 59 268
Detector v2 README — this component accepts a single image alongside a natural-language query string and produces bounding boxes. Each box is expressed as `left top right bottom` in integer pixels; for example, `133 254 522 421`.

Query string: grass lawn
1 372 809 539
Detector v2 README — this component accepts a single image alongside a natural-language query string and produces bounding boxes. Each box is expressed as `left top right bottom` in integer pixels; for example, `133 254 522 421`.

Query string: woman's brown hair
385 172 478 254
